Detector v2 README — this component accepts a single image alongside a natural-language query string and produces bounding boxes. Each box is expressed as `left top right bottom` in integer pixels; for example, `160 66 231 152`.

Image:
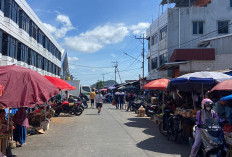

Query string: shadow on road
124 117 190 157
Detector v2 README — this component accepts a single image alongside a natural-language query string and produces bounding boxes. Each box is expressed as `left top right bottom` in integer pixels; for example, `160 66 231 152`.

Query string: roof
157 61 188 71
160 0 211 7
170 48 215 62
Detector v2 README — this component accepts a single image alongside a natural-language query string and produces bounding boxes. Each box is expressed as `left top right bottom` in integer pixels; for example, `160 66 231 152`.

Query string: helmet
201 98 213 111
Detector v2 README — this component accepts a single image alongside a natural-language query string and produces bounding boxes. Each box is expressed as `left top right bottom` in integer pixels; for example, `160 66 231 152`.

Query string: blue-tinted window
159 53 167 66
4 0 19 24
19 10 30 33
0 0 4 11
231 0 232 7
218 21 229 34
160 25 167 40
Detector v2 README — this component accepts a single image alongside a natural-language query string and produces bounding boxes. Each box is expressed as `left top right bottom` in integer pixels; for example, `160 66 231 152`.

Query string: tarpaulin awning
44 76 76 91
143 78 169 90
0 65 59 108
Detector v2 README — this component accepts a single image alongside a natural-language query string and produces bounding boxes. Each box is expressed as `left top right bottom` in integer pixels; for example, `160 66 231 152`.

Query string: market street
12 103 190 157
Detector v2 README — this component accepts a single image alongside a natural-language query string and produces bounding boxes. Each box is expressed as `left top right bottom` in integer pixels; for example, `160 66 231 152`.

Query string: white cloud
43 14 74 39
70 65 77 70
64 23 129 53
68 56 79 62
129 22 150 35
110 53 116 58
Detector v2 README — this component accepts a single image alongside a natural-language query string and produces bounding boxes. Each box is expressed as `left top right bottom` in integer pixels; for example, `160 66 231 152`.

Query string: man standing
127 92 135 111
90 89 96 109
114 91 120 109
95 91 104 114
119 90 125 110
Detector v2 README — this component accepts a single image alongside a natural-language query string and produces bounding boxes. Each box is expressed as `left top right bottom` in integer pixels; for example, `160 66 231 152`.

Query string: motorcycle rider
190 98 220 157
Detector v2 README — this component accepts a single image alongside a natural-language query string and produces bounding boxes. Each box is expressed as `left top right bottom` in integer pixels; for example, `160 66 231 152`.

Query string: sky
26 0 163 86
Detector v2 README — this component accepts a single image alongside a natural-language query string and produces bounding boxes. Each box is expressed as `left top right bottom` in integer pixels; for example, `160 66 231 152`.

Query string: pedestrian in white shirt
95 91 104 114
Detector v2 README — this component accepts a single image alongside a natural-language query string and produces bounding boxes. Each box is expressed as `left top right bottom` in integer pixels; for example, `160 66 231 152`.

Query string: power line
69 63 113 69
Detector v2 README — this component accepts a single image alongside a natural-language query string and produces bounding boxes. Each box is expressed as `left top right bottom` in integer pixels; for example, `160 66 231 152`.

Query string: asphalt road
12 103 190 157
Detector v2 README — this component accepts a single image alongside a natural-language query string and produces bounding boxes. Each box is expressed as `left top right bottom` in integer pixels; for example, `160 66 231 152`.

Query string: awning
157 61 188 71
170 48 215 62
44 76 76 91
143 78 169 90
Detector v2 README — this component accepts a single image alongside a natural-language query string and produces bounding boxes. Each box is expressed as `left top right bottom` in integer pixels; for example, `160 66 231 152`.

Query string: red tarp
0 65 59 108
44 76 76 91
143 78 169 90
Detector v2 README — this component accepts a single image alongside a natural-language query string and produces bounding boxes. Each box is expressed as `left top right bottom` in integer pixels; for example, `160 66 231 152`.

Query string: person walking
126 92 135 111
114 91 120 109
90 89 96 109
119 90 125 110
95 91 104 114
13 107 29 147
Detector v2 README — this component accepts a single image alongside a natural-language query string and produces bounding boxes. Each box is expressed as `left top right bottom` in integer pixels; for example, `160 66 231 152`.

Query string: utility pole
135 34 146 81
112 61 118 85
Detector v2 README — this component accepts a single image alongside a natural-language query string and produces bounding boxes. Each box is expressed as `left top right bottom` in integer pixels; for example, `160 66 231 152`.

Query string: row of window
148 21 230 49
0 31 60 75
149 25 168 48
1 0 61 61
148 53 168 71
193 21 229 35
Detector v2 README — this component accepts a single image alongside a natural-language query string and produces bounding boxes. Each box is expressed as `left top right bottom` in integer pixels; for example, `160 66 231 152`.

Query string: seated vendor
0 109 7 133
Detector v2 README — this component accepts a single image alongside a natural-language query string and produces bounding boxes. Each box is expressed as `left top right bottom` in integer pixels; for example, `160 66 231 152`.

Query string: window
193 21 204 34
37 29 44 46
231 0 232 7
151 57 158 70
2 33 17 58
19 10 30 33
218 21 229 34
0 30 2 54
151 33 158 46
159 53 167 66
0 0 4 11
4 0 19 24
160 25 167 40
29 21 38 40
148 58 150 72
17 43 28 63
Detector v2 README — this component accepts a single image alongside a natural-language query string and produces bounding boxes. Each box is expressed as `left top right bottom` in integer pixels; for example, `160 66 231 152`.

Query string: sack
112 99 116 106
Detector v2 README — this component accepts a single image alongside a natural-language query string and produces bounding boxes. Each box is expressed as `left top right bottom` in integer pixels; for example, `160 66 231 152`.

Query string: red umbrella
100 89 107 92
0 84 4 96
44 76 76 91
0 65 59 108
210 79 232 92
143 78 169 90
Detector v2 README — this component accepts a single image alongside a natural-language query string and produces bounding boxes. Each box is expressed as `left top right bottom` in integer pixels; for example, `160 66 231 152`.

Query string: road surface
12 103 190 157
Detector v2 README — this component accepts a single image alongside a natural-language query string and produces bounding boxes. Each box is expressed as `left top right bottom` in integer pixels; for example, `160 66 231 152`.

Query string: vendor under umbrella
13 107 29 147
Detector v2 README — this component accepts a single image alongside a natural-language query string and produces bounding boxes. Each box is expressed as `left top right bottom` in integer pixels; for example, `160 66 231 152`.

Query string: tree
96 80 104 89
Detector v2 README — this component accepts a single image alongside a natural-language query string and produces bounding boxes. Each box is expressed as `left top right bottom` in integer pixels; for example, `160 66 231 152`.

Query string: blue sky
27 0 163 85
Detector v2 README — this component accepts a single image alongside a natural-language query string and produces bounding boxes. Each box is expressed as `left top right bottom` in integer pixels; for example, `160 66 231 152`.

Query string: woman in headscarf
190 99 220 157
13 107 29 147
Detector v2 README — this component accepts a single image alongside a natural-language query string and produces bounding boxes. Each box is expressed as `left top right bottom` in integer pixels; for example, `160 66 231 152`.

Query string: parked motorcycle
130 100 145 113
167 114 182 142
159 107 174 136
145 104 161 117
192 118 227 157
54 100 83 117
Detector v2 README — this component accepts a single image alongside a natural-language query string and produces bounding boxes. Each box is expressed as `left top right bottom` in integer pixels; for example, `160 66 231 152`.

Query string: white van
81 85 91 99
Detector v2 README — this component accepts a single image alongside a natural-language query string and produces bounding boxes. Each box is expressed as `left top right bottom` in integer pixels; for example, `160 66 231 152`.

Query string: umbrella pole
162 91 164 114
44 102 47 120
192 92 196 110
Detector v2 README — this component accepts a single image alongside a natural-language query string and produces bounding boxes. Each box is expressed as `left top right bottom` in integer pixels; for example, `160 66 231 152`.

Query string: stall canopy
169 71 232 92
210 79 232 92
44 76 76 91
0 65 59 108
143 78 169 90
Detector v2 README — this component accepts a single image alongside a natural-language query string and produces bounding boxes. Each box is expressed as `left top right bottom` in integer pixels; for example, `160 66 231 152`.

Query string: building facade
0 0 62 77
146 0 232 80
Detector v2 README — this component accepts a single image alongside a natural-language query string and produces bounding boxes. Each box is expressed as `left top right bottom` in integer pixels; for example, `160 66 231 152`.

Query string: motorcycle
79 93 89 109
145 103 161 117
130 100 145 113
159 107 174 136
167 114 182 142
192 118 227 157
54 99 83 117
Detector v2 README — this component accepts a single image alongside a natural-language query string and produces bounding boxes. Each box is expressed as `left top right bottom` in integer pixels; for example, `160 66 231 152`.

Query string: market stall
0 65 59 156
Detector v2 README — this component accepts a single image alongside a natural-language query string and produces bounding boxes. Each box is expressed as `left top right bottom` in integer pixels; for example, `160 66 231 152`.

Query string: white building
0 0 62 77
146 0 232 80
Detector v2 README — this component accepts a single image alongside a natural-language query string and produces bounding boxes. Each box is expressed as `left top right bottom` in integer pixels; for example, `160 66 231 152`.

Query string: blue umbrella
221 94 232 101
